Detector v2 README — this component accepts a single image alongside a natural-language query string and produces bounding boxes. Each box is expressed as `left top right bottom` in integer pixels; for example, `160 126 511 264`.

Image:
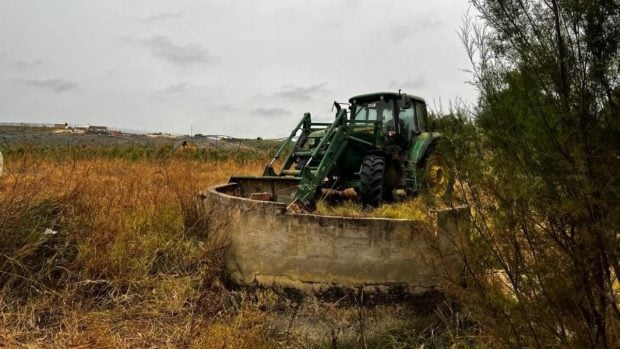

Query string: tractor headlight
308 137 318 147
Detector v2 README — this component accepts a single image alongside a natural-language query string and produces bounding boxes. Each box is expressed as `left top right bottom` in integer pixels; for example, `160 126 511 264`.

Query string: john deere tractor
230 91 451 209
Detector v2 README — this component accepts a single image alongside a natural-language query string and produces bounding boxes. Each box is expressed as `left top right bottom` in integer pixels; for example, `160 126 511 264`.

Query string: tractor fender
410 132 441 167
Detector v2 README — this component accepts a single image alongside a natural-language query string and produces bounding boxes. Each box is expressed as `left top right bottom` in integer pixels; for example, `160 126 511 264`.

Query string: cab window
353 100 393 122
416 103 428 132
399 104 415 134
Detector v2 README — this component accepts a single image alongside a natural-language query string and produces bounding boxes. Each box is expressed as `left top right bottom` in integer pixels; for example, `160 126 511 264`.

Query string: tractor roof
349 91 426 104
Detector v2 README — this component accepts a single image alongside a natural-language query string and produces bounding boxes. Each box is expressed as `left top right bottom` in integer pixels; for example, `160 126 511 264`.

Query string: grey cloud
11 59 43 70
274 83 330 101
390 18 442 43
138 35 218 66
390 77 427 91
0 53 43 70
346 0 363 10
156 82 192 96
322 20 343 30
253 107 291 117
12 78 78 93
214 104 236 112
143 12 182 23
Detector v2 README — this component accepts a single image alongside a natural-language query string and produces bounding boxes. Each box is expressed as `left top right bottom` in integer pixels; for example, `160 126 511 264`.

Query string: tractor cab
348 92 429 148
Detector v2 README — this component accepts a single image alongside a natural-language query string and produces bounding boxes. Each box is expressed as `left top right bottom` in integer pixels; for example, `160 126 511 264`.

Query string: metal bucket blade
228 176 300 203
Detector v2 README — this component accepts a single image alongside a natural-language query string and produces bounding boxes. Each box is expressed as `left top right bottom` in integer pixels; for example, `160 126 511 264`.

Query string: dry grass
315 193 430 221
0 154 279 348
0 152 474 348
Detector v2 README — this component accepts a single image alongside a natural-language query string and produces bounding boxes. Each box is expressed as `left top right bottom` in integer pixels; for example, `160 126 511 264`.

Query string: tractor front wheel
360 155 385 208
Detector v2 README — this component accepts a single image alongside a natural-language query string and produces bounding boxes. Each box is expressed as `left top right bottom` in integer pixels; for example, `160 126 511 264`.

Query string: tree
442 1 620 347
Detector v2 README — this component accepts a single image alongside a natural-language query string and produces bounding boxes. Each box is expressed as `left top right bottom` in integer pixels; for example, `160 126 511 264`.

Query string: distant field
0 125 281 162
0 125 282 148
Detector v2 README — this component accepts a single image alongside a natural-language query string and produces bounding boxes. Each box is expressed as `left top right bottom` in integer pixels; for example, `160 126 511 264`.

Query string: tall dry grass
0 154 279 348
0 151 479 348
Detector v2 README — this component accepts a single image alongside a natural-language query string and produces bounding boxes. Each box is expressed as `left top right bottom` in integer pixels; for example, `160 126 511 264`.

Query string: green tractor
230 91 451 209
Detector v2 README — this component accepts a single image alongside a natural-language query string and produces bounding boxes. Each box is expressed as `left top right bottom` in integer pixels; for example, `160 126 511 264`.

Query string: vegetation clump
0 153 272 347
432 0 620 347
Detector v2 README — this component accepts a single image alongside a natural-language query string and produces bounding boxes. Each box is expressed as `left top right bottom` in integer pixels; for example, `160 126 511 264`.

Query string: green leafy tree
441 0 620 347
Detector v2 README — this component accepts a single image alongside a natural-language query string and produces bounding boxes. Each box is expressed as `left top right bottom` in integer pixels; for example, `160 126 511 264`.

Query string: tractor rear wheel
421 151 452 199
360 155 385 208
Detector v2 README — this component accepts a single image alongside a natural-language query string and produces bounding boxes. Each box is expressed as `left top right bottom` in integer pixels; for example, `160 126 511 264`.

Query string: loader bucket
228 176 300 204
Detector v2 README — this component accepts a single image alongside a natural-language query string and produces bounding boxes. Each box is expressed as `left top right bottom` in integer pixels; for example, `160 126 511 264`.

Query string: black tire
420 151 453 199
360 155 385 208
383 185 395 202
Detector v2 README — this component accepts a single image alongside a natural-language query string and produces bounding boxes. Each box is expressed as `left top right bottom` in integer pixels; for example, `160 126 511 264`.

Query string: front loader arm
263 113 312 176
295 109 348 208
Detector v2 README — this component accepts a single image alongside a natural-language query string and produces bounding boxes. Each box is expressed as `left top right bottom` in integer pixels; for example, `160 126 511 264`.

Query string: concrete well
202 183 469 294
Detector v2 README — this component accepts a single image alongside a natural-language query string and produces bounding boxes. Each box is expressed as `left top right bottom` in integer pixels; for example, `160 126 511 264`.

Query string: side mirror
398 97 412 109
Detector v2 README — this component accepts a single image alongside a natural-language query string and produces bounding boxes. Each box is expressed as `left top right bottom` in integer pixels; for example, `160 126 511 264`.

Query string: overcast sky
0 0 476 138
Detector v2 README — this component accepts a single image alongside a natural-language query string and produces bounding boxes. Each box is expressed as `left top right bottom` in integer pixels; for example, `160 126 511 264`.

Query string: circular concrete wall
202 182 468 294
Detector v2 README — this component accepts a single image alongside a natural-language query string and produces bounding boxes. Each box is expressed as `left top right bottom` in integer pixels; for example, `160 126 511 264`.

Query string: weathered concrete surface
203 183 469 294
